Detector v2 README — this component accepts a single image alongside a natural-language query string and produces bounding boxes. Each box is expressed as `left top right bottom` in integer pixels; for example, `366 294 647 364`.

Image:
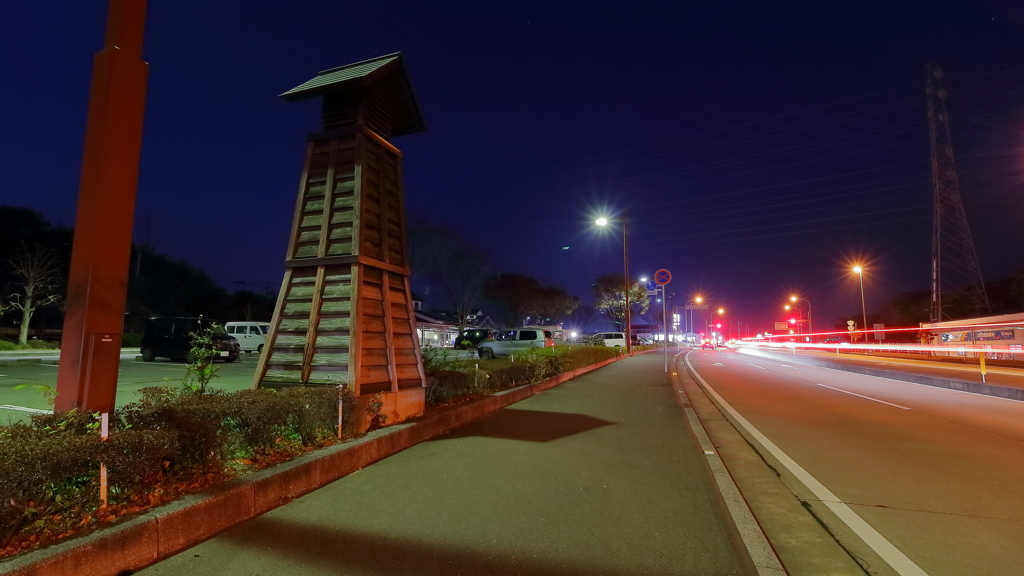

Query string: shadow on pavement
219 516 638 576
430 408 614 443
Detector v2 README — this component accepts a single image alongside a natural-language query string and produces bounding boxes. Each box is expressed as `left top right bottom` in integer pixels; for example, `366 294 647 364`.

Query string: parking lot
0 354 260 425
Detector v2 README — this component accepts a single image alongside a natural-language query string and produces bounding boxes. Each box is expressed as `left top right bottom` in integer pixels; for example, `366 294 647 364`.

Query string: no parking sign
654 269 671 285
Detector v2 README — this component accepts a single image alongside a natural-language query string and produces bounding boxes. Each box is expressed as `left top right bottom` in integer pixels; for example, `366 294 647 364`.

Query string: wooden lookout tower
253 53 427 426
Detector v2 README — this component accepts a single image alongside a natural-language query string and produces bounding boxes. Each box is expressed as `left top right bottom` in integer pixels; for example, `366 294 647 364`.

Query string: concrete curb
787 353 1024 401
0 356 621 576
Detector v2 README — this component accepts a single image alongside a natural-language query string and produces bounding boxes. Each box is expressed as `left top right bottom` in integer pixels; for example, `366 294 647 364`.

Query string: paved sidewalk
138 353 746 576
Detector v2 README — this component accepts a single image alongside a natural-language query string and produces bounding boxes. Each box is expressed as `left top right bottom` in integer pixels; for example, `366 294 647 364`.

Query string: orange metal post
55 0 149 413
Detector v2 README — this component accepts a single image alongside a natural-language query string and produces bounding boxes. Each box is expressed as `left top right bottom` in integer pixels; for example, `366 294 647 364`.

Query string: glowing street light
595 213 632 353
788 295 813 336
683 295 704 343
852 265 867 339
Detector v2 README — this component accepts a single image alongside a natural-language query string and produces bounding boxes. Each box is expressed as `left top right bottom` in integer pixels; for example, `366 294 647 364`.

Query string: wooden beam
283 254 409 276
348 264 363 395
363 127 403 158
284 142 315 260
300 266 327 382
316 139 339 258
252 268 293 389
404 275 426 386
381 270 399 392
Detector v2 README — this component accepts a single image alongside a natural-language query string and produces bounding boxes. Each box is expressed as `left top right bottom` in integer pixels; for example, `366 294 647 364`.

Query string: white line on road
714 362 725 367
685 353 930 576
813 383 912 410
673 356 786 576
779 364 797 369
0 404 51 414
746 363 766 370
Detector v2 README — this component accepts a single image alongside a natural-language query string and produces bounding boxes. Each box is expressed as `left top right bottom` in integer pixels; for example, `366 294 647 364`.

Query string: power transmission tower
926 63 989 322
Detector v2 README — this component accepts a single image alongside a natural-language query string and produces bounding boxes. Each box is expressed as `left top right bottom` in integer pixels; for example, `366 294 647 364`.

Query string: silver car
477 328 553 359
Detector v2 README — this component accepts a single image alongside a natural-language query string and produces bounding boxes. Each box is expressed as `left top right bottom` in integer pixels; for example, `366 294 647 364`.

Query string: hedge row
424 345 623 406
0 386 357 549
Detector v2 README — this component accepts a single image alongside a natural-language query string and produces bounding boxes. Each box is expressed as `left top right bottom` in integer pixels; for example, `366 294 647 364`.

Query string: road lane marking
813 383 912 410
714 362 725 367
0 404 51 414
779 364 797 369
685 353 930 576
746 363 766 370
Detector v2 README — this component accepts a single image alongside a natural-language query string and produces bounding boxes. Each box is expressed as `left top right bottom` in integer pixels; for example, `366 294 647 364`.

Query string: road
0 355 259 424
686 347 1024 576
777 347 1024 390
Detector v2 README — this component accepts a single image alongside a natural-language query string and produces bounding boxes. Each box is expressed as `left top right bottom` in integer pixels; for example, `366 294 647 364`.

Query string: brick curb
0 355 623 576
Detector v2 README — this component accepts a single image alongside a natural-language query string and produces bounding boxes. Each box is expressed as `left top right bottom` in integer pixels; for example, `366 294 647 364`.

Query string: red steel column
56 0 149 412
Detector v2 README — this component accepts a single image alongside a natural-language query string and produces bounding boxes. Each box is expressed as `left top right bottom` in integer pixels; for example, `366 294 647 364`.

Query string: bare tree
567 304 600 335
6 244 63 345
427 241 489 334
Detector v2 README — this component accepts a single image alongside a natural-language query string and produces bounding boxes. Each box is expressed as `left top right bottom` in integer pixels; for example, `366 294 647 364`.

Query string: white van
225 321 270 353
592 332 626 348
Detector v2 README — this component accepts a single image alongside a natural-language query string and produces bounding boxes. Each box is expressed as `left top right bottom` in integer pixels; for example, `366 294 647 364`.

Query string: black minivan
140 317 240 362
453 328 493 350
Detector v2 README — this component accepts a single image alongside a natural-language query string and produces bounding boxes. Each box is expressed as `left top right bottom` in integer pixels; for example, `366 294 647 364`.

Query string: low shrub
25 340 60 350
424 345 620 407
0 340 20 351
0 384 359 552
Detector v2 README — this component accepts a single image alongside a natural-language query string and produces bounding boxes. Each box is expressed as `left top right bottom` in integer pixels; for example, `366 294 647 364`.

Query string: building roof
279 52 426 136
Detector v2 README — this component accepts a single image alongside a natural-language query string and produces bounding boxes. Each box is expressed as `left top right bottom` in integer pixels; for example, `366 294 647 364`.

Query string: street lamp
596 213 632 354
852 266 867 340
709 308 724 341
784 304 803 335
684 295 704 343
789 295 813 337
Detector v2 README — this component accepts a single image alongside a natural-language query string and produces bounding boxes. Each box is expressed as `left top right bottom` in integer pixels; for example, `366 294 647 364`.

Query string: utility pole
926 63 989 321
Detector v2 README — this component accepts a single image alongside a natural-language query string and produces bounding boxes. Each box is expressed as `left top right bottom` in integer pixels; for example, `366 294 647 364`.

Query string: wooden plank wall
255 130 424 395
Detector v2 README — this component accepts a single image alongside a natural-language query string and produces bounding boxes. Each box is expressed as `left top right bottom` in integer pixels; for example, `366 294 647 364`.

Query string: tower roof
280 52 426 136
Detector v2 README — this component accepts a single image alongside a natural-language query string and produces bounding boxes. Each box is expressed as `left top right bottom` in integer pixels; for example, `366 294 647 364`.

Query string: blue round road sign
655 269 672 285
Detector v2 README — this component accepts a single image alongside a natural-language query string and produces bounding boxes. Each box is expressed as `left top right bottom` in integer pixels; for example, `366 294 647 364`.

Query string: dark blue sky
3 0 1024 333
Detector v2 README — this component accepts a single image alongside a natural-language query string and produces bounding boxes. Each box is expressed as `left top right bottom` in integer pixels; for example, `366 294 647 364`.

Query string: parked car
590 332 627 348
453 328 494 350
477 328 554 359
225 321 270 353
141 317 240 362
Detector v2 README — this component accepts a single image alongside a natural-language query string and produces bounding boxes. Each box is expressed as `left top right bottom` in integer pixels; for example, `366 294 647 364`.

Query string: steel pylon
926 63 989 322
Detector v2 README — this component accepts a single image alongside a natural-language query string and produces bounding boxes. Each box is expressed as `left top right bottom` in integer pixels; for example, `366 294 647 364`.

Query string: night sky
3 1 1024 334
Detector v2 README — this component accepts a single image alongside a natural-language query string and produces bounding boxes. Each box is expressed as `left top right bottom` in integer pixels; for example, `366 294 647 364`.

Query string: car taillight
545 339 554 347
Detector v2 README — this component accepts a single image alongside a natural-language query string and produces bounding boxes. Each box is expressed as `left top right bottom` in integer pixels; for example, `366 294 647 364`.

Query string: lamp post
789 295 813 337
685 296 703 344
852 266 867 340
596 213 631 354
784 304 803 334
709 308 724 342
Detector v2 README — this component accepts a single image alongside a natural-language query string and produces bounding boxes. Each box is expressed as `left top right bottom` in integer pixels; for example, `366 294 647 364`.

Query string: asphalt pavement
136 353 748 576
687 347 1024 576
781 348 1024 390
